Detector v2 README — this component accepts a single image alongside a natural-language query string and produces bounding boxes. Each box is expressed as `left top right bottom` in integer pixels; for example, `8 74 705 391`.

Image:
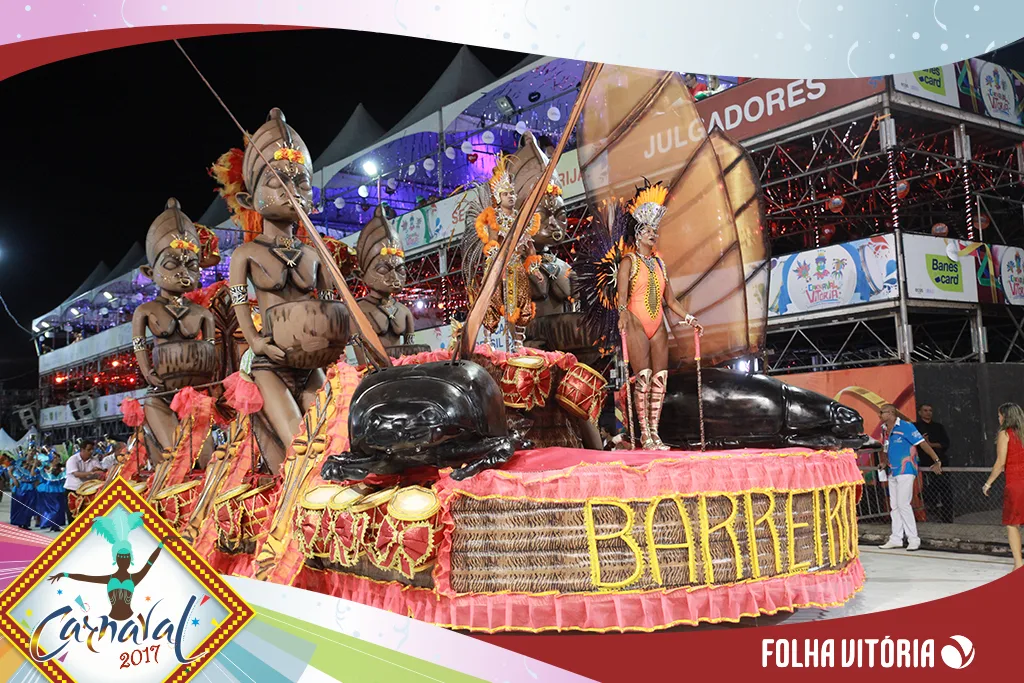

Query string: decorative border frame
0 477 254 683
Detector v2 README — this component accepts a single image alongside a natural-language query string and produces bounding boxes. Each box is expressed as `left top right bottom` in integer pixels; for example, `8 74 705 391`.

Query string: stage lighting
362 160 379 176
494 95 515 116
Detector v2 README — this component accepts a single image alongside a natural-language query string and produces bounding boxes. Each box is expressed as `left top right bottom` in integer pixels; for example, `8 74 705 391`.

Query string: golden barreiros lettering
644 496 697 585
582 485 859 591
584 499 645 589
786 491 811 573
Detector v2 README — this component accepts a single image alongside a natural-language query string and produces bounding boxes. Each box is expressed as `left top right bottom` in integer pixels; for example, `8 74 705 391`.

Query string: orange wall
776 364 916 443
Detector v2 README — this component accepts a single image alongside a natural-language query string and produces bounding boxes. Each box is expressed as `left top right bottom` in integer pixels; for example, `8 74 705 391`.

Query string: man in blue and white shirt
878 404 942 551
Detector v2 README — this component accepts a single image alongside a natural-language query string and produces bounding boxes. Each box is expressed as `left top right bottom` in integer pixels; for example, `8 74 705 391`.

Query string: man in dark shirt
914 403 954 522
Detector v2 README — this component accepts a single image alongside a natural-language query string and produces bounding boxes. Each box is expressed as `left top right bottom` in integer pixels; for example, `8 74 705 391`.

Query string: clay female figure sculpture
133 199 216 463
227 108 351 471
353 204 421 362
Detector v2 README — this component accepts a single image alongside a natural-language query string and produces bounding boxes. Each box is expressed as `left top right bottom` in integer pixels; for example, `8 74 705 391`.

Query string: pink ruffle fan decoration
222 372 264 415
121 397 145 427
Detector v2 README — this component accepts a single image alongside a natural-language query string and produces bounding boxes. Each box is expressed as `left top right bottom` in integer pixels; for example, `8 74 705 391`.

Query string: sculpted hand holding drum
132 199 217 461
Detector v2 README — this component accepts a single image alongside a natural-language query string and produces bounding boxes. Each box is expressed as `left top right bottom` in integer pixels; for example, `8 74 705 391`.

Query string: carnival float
84 62 868 632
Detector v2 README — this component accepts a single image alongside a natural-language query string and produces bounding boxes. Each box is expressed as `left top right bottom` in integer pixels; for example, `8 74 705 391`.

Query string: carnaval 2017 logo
29 595 204 667
0 495 250 683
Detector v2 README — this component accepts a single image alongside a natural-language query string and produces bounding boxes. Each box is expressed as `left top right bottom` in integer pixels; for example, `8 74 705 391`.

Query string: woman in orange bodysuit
616 183 702 450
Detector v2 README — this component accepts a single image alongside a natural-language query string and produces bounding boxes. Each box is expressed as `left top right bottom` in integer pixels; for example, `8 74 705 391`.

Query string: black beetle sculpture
320 360 520 482
657 368 877 451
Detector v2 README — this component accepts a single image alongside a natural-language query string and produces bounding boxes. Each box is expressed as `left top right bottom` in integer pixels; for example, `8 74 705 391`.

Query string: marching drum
69 480 103 517
238 483 279 545
213 484 252 553
351 487 399 569
327 486 369 566
153 480 203 530
263 300 351 370
295 484 346 559
151 340 217 391
555 362 607 423
499 355 552 411
374 486 443 577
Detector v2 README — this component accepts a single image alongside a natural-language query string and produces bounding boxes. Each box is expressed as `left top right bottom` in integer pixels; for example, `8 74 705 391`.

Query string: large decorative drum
151 340 218 390
499 356 552 411
352 487 398 565
154 480 203 530
555 362 607 423
328 486 369 566
375 486 443 578
295 484 345 559
263 300 351 369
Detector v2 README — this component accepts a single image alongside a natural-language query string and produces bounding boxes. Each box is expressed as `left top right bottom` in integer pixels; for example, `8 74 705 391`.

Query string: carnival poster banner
892 65 961 108
902 233 981 303
956 57 1024 127
767 235 898 317
391 204 440 253
994 244 1024 306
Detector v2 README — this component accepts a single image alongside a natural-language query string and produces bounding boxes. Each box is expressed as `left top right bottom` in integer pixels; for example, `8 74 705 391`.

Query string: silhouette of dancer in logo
48 508 165 620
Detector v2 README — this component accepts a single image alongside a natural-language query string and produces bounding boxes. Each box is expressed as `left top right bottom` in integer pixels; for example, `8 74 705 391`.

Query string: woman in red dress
983 402 1024 570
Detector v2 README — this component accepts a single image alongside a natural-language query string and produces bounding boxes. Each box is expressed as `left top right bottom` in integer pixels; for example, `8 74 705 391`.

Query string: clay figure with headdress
132 198 217 461
223 108 351 472
353 203 419 363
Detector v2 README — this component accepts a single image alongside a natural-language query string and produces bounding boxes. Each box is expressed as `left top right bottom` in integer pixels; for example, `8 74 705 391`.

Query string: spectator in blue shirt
878 404 942 551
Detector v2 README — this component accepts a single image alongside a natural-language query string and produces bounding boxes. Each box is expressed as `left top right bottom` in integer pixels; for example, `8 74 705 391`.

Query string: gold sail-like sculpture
576 66 769 368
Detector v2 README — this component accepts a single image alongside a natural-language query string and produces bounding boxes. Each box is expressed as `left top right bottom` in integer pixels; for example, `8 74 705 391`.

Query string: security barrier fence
856 457 1011 553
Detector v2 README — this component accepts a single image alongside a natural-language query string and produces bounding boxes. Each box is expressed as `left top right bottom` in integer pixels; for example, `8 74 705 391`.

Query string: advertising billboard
902 233 981 303
767 235 898 317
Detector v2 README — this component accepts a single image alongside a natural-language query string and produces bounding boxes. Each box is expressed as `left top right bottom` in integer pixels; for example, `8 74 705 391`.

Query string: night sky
0 29 525 386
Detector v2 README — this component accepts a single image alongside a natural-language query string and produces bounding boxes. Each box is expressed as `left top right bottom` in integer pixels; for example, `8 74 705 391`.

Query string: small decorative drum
555 362 607 423
385 344 432 358
499 356 552 411
372 486 443 577
153 480 203 530
294 484 346 559
263 300 351 370
213 484 252 553
327 487 368 566
151 340 217 391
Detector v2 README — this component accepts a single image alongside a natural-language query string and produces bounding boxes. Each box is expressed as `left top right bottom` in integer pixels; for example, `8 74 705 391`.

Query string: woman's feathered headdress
628 180 669 230
488 154 517 206
92 507 145 564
